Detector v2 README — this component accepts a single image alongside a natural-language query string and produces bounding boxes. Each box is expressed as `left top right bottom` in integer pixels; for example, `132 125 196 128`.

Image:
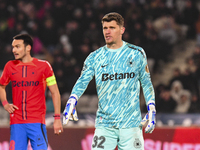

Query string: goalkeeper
63 12 156 150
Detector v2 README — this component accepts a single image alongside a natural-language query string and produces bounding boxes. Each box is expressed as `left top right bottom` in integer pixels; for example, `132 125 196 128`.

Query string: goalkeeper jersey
71 41 155 128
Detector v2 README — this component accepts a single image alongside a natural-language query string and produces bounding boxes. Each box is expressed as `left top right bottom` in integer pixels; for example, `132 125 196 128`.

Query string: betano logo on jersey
12 81 39 87
102 72 135 81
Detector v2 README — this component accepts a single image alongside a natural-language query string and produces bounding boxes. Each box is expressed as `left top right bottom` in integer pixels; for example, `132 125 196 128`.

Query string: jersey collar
16 58 37 67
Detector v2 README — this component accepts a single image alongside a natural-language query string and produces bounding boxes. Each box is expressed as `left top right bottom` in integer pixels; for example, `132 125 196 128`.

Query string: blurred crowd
0 0 200 114
155 45 200 114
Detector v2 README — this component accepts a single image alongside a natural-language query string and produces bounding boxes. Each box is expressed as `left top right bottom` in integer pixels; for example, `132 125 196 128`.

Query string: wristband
53 114 60 120
2 100 8 107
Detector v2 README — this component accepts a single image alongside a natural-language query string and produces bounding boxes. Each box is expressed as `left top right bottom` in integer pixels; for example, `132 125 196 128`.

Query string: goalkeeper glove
140 101 156 133
63 94 79 125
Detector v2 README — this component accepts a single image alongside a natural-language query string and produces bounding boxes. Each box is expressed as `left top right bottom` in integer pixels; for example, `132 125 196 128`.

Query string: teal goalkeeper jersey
71 41 155 128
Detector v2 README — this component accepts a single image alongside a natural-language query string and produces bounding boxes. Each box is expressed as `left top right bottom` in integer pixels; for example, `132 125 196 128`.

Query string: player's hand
63 94 79 125
140 101 156 133
4 103 19 114
54 119 63 135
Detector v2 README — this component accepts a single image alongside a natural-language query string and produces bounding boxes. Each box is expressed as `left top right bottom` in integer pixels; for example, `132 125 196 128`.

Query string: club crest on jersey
30 68 37 77
134 138 142 148
127 57 134 67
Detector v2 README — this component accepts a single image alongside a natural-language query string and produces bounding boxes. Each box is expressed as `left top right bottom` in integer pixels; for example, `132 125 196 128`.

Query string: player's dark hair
13 33 33 48
102 12 124 27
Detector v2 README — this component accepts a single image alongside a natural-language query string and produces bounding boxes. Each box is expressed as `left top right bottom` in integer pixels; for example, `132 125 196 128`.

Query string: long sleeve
139 49 155 105
71 53 95 99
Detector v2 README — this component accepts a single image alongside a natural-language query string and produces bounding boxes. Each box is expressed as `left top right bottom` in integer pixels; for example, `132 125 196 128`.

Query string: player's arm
0 84 19 113
0 64 19 113
47 75 63 135
63 53 95 125
138 49 156 133
71 53 95 98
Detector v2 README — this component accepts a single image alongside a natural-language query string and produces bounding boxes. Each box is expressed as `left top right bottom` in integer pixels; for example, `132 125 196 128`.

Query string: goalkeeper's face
102 20 125 47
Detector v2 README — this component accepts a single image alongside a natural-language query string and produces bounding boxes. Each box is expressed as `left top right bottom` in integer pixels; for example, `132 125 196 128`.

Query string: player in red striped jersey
0 33 63 150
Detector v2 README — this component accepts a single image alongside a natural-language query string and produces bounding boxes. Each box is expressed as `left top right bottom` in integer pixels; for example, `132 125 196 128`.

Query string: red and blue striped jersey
0 58 54 125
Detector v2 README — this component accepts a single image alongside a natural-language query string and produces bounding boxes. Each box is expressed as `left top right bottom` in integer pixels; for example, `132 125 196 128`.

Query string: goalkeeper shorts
91 126 144 150
10 123 48 150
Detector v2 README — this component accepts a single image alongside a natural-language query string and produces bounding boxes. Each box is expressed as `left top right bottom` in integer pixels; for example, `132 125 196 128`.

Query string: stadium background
0 0 200 149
